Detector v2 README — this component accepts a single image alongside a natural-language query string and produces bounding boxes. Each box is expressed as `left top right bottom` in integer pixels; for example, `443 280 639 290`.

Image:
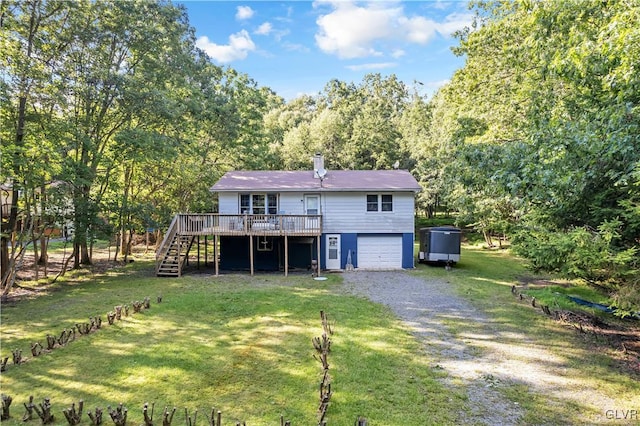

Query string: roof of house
210 170 421 193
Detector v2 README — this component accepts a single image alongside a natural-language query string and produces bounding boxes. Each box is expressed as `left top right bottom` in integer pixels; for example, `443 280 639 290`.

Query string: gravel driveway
340 270 629 425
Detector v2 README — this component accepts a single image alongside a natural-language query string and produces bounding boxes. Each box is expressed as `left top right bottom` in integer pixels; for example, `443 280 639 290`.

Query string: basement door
326 234 341 270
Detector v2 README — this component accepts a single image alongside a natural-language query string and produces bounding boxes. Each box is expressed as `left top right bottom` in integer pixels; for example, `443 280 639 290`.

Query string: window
366 195 379 212
267 194 278 214
305 195 319 214
240 194 250 213
366 194 393 212
252 194 265 214
381 195 393 212
239 193 278 214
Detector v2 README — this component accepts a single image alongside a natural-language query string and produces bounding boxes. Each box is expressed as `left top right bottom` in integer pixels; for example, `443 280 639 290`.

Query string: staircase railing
155 215 179 274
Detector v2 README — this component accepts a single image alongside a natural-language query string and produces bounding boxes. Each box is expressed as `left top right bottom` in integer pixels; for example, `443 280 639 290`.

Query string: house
155 155 421 276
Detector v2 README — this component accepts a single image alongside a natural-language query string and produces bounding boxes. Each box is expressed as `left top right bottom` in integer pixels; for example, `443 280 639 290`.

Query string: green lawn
0 262 459 425
1 246 638 425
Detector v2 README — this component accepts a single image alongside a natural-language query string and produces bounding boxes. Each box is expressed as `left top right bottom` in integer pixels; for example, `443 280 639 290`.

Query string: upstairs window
239 193 278 214
366 194 393 212
381 194 393 211
366 195 379 212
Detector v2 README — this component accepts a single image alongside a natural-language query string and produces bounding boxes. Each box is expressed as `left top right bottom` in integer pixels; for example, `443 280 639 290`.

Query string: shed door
357 236 403 269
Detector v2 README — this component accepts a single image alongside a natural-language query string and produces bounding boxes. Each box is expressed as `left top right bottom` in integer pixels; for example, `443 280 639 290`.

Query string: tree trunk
81 240 90 264
37 235 48 266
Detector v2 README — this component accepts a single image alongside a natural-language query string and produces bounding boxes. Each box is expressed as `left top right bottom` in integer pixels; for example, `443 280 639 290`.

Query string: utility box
418 226 461 264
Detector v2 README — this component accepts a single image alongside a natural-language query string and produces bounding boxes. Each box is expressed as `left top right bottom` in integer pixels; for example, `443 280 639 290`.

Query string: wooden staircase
156 217 195 277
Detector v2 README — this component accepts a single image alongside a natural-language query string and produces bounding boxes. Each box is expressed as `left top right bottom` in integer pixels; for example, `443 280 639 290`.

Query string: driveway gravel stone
339 270 630 425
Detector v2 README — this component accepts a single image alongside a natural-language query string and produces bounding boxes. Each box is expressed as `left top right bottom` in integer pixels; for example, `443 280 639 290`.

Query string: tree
1 0 71 294
426 0 639 309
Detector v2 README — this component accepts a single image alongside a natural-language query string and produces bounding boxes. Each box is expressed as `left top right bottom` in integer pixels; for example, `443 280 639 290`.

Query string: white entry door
326 234 341 270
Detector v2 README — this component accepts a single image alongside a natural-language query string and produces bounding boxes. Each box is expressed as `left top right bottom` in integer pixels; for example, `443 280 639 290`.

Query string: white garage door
357 236 403 269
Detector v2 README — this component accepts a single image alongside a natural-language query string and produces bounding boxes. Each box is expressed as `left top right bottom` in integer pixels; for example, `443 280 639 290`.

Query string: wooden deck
175 213 322 236
156 214 322 277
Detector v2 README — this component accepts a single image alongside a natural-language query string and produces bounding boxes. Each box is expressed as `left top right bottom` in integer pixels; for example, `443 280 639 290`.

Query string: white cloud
436 12 474 37
236 6 254 20
196 31 256 64
255 22 273 35
346 62 397 71
283 41 310 53
314 2 473 58
400 15 438 44
391 49 405 58
315 2 402 59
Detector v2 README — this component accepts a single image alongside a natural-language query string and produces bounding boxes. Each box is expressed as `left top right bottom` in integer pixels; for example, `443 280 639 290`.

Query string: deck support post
249 236 254 276
284 235 289 277
197 236 200 269
316 234 321 277
214 235 219 276
204 235 208 266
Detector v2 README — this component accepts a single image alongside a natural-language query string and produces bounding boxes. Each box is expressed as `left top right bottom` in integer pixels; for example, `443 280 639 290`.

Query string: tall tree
0 0 71 294
426 0 639 306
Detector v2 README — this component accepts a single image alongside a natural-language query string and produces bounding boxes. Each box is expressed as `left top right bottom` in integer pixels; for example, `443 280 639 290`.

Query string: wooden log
354 416 368 426
59 328 75 345
114 306 123 320
143 296 150 309
91 316 102 330
132 301 143 313
123 305 129 316
162 406 176 426
76 323 91 335
33 397 55 424
320 311 333 335
142 402 154 426
87 407 103 425
313 352 329 370
205 408 221 426
1 394 12 420
157 295 163 303
185 408 198 426
107 403 127 426
0 357 8 372
107 311 116 325
12 349 22 365
31 342 43 357
22 395 35 422
62 400 83 425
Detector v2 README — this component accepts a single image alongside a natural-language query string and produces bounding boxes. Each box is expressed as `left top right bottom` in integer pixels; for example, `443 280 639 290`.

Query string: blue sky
179 1 473 100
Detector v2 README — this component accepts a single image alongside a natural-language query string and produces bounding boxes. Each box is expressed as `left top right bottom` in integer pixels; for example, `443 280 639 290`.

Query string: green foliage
270 74 411 171
512 220 639 314
421 0 640 309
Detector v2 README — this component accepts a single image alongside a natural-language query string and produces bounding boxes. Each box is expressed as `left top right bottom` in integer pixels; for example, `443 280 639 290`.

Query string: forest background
1 0 638 313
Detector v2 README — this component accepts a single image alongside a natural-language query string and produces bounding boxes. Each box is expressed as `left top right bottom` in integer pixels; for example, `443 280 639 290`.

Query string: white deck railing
175 213 322 236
